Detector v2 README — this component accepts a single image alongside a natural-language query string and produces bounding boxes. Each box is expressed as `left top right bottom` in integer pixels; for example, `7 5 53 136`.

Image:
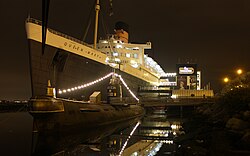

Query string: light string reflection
57 72 140 102
118 121 140 156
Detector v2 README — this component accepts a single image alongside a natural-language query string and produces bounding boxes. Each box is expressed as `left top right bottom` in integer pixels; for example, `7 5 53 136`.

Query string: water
0 105 193 156
0 112 33 156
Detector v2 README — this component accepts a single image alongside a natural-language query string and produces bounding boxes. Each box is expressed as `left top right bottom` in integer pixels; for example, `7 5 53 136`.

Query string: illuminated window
133 47 139 50
126 53 131 58
113 52 118 56
134 54 138 58
116 44 122 48
114 58 121 62
102 40 108 43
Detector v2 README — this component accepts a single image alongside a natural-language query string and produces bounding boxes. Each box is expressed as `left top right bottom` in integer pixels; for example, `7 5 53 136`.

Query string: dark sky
1 0 250 100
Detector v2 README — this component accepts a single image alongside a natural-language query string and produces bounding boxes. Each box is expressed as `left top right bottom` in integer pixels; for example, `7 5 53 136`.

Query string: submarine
29 76 145 155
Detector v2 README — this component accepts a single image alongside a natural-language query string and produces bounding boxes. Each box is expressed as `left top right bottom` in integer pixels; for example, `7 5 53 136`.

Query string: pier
110 96 214 107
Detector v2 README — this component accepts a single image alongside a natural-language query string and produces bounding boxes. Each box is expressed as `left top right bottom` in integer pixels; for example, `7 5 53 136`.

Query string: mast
94 0 100 49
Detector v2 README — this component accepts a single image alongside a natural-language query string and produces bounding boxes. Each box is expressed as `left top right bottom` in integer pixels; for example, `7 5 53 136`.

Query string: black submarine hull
29 97 144 155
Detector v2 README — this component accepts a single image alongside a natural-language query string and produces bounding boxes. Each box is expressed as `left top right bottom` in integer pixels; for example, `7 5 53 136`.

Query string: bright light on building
101 40 108 43
105 57 110 63
130 60 137 64
223 77 229 83
116 44 122 48
114 58 121 62
171 95 177 99
161 73 176 77
113 52 118 56
171 124 177 130
130 60 139 68
110 63 118 67
237 69 243 75
131 64 139 68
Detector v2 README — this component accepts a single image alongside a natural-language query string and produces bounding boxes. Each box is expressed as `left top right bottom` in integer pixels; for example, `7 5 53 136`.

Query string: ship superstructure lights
161 73 177 77
113 52 118 56
105 57 110 63
114 58 121 62
99 38 166 76
130 60 137 64
131 64 139 68
146 142 164 156
58 72 140 103
171 95 177 99
101 40 108 43
126 53 131 58
110 63 118 67
118 122 140 156
144 54 165 76
116 44 123 48
130 60 139 68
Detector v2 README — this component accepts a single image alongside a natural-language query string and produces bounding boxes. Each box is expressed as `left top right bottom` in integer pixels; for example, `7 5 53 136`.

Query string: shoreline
175 88 250 155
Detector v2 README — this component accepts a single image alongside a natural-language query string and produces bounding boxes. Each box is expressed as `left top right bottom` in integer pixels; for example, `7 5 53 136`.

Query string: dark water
0 112 33 156
0 106 193 156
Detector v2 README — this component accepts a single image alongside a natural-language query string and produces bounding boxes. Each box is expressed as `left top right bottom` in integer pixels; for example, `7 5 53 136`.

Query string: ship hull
29 97 144 155
28 39 149 100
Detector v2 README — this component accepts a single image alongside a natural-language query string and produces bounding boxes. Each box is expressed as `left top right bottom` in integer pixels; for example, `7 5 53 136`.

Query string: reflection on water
0 106 193 156
45 106 189 156
132 108 184 156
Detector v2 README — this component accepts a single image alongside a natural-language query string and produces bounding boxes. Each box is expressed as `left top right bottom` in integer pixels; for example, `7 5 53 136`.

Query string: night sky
1 0 250 100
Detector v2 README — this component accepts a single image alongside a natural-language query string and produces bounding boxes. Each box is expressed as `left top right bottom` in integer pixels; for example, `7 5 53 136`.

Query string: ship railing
26 18 93 49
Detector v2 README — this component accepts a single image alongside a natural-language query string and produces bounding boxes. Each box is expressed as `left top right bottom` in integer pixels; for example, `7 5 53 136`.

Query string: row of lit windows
98 46 115 49
120 60 129 63
105 52 139 59
98 45 139 51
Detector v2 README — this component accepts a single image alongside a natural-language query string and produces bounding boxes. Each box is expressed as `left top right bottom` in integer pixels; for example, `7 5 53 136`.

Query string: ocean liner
26 1 166 154
26 6 165 101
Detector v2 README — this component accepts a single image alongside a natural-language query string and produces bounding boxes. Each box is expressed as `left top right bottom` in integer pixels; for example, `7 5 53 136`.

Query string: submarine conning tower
114 21 129 43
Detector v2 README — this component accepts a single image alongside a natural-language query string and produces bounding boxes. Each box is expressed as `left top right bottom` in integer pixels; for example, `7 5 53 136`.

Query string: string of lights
57 72 140 103
58 72 113 94
118 121 140 156
118 75 140 103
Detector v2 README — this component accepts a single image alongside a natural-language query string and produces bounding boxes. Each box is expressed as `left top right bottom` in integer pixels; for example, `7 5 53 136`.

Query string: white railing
26 18 92 48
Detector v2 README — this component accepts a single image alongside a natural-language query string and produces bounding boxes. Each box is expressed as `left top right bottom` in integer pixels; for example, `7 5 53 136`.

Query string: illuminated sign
179 67 195 74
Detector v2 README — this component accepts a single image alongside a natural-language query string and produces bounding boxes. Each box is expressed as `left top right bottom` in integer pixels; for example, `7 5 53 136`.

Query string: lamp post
223 77 229 83
236 69 243 75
